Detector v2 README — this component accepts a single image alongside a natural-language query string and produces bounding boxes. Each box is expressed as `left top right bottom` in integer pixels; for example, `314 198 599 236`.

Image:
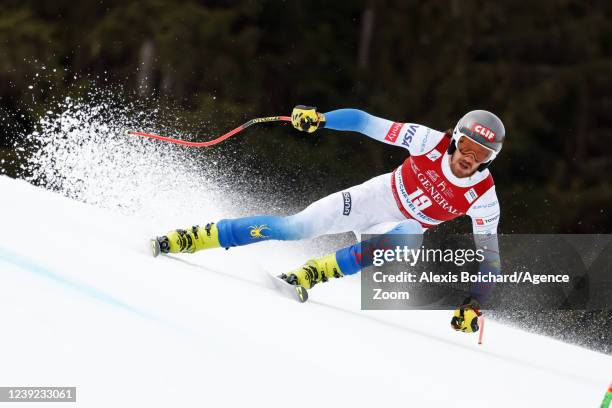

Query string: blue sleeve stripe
324 109 370 133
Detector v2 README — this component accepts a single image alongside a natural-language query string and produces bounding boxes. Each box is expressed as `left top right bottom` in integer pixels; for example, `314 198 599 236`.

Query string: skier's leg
154 203 340 255
283 219 423 289
214 194 349 248
154 173 402 255
216 172 402 247
335 219 424 276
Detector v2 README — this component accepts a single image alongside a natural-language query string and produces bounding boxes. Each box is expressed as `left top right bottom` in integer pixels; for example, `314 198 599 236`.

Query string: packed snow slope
0 175 610 408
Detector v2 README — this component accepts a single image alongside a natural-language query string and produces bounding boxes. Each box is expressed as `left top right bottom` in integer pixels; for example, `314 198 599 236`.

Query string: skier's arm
469 232 501 304
323 109 443 154
466 188 502 305
291 106 443 155
323 109 390 136
451 188 501 333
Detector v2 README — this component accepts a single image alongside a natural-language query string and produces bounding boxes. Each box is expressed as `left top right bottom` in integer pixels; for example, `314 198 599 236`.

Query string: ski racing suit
216 109 502 301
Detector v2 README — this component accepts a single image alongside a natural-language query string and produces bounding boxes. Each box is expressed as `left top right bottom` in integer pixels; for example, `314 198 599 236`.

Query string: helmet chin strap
446 139 492 172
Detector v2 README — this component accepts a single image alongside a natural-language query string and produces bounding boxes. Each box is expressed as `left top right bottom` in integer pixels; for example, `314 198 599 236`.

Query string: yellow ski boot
151 222 220 257
279 253 344 290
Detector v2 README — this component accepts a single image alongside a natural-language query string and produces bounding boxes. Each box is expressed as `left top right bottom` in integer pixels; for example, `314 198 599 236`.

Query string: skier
151 106 504 333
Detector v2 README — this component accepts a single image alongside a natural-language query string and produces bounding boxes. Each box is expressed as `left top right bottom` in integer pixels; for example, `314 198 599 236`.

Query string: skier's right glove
291 105 326 133
450 296 482 333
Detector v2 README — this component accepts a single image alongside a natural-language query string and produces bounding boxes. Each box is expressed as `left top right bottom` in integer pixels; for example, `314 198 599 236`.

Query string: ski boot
279 253 344 290
151 222 220 257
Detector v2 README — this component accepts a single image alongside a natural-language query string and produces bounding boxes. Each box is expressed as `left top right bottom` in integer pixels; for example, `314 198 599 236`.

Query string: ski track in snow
0 247 192 336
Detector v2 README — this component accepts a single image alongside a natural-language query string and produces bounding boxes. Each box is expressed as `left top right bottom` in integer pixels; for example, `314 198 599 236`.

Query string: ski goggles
456 134 495 162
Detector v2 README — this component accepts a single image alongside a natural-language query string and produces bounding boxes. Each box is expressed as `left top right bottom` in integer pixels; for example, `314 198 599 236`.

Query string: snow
0 175 610 407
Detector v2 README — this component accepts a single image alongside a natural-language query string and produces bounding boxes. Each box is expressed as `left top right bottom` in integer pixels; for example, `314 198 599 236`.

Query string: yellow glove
450 297 482 333
291 105 326 133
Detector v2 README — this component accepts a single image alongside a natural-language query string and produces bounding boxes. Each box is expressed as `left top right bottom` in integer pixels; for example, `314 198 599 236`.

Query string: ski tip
295 286 308 303
272 274 309 303
150 238 161 258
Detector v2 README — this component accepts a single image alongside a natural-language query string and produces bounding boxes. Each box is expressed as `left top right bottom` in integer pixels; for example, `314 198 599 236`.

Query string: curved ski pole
125 115 291 147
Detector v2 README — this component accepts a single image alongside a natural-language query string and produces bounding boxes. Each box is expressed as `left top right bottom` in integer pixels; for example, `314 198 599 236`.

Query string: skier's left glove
450 296 482 333
291 105 326 133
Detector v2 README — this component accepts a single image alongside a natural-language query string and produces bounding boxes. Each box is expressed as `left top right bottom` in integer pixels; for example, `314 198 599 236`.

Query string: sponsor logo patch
249 225 271 239
401 124 419 147
419 128 431 152
472 123 496 142
342 191 352 216
437 180 454 199
415 173 460 216
426 149 442 161
472 200 499 210
488 214 500 223
435 180 454 198
476 213 500 225
426 169 439 182
385 122 403 143
464 188 478 203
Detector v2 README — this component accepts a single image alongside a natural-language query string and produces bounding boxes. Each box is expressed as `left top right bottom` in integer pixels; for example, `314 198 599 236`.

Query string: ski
270 275 309 303
150 236 308 302
150 238 161 257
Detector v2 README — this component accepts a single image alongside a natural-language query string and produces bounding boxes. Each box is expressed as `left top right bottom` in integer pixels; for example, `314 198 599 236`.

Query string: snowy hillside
0 175 610 407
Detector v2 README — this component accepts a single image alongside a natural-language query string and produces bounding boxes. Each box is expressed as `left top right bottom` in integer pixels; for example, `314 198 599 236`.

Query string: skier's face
450 148 480 178
450 135 494 178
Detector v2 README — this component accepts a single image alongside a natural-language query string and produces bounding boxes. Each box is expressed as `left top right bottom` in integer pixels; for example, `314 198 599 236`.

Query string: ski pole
125 115 291 147
478 316 485 345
